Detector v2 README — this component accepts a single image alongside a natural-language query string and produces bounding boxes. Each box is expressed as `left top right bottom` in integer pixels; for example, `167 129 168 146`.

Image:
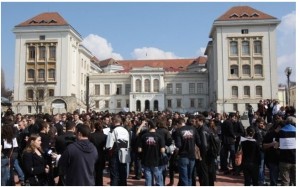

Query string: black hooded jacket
59 139 98 186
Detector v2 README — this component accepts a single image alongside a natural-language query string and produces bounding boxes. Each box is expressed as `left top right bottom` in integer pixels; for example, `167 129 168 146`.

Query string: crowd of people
1 101 296 186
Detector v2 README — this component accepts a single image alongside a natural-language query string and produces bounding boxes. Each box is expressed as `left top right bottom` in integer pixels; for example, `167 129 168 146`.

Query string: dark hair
76 124 91 137
94 121 104 132
147 120 156 130
66 121 76 131
246 126 255 137
1 124 15 144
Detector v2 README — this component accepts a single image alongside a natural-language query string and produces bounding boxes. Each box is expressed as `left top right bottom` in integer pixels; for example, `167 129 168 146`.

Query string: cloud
131 47 180 60
196 47 207 56
277 11 296 84
82 34 123 60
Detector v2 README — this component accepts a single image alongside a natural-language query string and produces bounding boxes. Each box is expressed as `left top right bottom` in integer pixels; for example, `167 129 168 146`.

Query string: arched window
254 40 262 54
48 69 55 80
153 79 159 92
136 100 141 111
135 79 141 92
244 86 250 97
230 41 238 56
242 65 251 77
256 86 262 97
230 65 239 77
232 86 238 98
38 69 45 81
28 69 35 80
144 79 150 92
254 65 263 76
27 89 34 100
154 100 159 111
242 41 250 55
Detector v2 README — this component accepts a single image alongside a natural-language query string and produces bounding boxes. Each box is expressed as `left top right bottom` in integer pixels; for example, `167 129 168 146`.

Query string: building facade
12 6 281 114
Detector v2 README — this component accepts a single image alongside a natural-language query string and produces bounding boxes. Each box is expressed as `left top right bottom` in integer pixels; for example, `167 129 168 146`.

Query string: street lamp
285 67 292 106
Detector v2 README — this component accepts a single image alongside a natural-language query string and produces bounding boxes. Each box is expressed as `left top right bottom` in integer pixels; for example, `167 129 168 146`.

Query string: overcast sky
1 1 296 89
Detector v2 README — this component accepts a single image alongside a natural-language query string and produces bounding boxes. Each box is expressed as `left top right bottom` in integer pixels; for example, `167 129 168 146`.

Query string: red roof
16 12 69 27
216 6 276 21
115 57 207 72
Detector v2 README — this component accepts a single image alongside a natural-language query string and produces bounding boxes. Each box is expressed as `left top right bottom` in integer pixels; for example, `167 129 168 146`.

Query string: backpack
207 132 221 158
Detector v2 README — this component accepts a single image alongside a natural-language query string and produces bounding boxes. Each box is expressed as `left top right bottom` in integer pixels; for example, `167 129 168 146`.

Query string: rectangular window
117 100 122 108
39 46 46 60
28 106 32 113
167 83 173 94
49 46 56 60
197 83 204 94
48 69 55 80
95 100 99 108
198 98 204 108
232 86 238 98
233 103 238 111
105 100 109 108
244 86 250 97
167 99 172 108
190 99 195 108
242 65 251 76
176 99 181 108
176 83 182 94
29 46 35 60
189 83 195 94
230 41 238 56
27 90 34 100
125 84 131 95
104 85 110 95
116 84 122 95
241 29 249 34
49 89 54 96
254 41 262 54
256 86 262 97
126 99 130 108
38 89 44 100
39 35 45 40
95 85 100 95
242 41 250 55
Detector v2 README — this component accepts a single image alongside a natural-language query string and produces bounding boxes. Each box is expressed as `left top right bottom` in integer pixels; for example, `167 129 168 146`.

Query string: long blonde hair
23 134 43 153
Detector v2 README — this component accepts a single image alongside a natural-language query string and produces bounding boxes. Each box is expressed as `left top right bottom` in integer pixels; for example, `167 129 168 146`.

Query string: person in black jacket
220 113 237 173
241 126 261 186
22 134 50 186
89 121 107 186
58 124 98 186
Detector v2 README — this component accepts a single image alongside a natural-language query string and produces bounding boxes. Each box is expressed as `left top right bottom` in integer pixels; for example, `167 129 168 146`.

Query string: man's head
76 124 91 140
228 113 237 122
112 115 122 126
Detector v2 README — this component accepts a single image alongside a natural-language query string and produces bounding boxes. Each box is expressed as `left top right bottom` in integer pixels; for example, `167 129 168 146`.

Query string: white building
12 6 281 114
205 6 280 113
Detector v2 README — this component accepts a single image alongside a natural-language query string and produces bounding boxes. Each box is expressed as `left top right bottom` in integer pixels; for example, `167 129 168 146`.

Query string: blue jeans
258 151 265 184
178 157 195 186
1 158 10 186
14 159 25 181
266 162 279 186
143 166 163 186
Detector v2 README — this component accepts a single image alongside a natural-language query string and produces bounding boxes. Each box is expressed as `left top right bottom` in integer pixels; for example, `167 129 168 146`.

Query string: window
232 86 238 98
95 100 99 108
27 89 34 100
104 85 110 95
153 79 159 92
126 99 130 108
135 79 141 92
117 100 122 108
242 65 251 76
49 46 56 60
95 85 100 95
198 98 204 108
254 41 262 54
230 41 238 56
28 106 32 113
197 83 204 94
190 99 195 108
230 65 239 77
28 69 35 80
39 35 45 40
176 83 182 94
125 84 131 95
241 29 249 34
176 99 181 108
48 89 54 96
189 83 195 94
38 69 45 81
166 83 173 94
29 46 35 60
167 99 172 108
144 79 150 92
254 65 263 76
116 84 122 95
48 69 55 80
244 86 250 97
39 46 46 60
233 103 238 111
242 41 250 55
38 89 44 100
256 86 262 97
105 100 109 108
